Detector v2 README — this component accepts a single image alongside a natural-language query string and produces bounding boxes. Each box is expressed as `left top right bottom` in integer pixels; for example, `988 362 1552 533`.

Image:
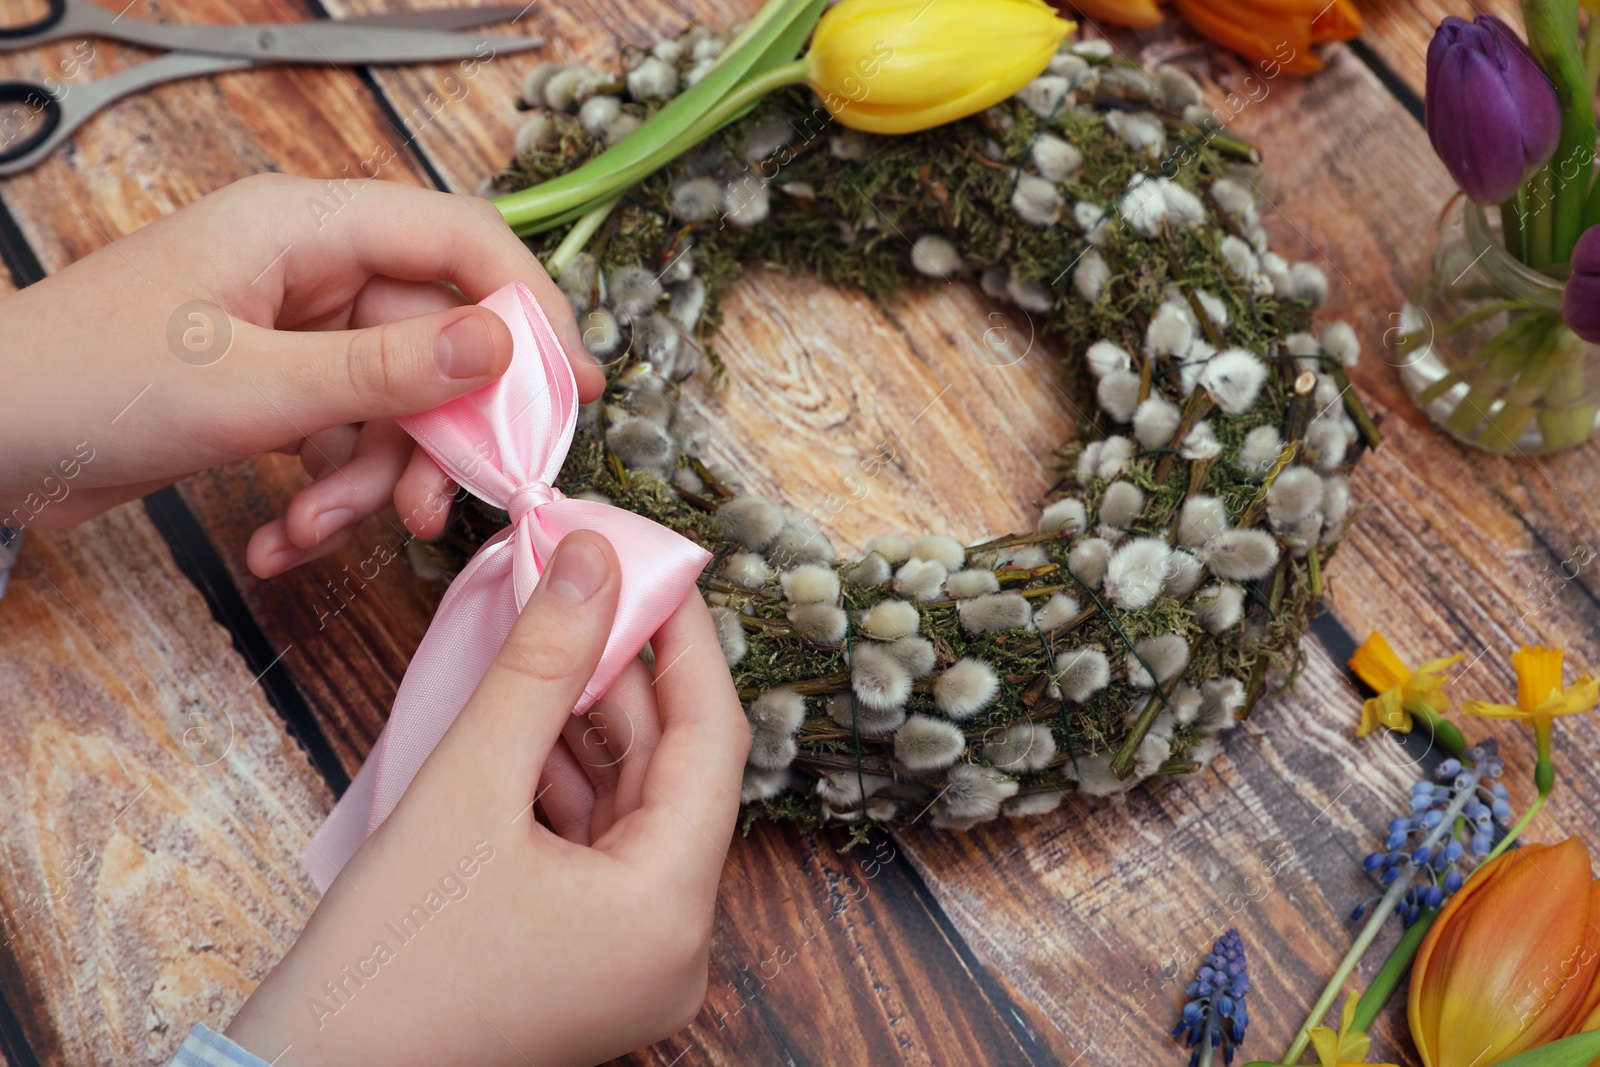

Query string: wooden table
0 1 1585 1064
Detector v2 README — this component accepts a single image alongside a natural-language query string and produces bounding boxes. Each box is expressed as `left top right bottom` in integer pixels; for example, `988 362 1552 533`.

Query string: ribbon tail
303 532 519 893
530 498 712 714
304 747 382 893
368 533 522 834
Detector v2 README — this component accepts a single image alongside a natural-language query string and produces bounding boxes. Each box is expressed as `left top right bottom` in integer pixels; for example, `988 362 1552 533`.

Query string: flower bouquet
1207 640 1600 1067
1396 0 1600 453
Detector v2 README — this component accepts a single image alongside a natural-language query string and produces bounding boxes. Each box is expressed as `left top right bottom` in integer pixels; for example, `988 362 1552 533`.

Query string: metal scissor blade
105 20 544 65
342 5 540 32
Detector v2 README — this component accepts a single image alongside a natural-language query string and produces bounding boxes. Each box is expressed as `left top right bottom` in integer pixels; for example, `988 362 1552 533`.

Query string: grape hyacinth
1173 928 1250 1067
1352 740 1508 927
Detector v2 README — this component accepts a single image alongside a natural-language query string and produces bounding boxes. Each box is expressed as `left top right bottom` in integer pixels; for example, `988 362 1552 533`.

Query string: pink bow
305 282 711 891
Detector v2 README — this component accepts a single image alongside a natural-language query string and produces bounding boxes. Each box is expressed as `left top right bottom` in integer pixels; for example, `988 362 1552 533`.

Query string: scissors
0 1 544 176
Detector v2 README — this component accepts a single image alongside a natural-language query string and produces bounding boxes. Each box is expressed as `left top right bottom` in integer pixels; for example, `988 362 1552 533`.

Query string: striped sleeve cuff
165 1024 272 1067
0 527 20 600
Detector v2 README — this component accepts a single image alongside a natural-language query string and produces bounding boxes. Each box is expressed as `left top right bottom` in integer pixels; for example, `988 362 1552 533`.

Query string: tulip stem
1524 0 1596 261
1279 770 1481 1065
1527 168 1556 268
1349 907 1437 1034
1500 195 1526 264
1586 16 1600 112
646 60 811 174
546 195 621 280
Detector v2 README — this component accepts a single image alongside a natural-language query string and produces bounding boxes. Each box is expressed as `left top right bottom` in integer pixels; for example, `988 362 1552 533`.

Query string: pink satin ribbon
305 282 711 892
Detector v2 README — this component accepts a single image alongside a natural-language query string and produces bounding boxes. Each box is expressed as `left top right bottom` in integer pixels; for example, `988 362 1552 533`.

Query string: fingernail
435 313 495 379
313 507 354 544
543 535 609 604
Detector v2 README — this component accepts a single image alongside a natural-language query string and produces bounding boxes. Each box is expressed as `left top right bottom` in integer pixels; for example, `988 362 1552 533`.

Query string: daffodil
1461 645 1598 722
1463 645 1596 796
1309 997 1398 1067
1348 632 1463 737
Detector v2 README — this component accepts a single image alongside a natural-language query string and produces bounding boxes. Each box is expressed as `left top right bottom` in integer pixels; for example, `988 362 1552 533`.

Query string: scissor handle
0 0 67 42
0 53 251 177
0 82 63 169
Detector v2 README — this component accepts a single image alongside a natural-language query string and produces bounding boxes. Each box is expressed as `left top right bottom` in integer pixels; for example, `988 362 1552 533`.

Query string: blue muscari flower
1172 928 1249 1067
1351 742 1514 928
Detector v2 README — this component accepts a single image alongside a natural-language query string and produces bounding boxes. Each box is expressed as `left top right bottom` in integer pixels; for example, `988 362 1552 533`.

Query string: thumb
423 532 623 816
248 303 514 430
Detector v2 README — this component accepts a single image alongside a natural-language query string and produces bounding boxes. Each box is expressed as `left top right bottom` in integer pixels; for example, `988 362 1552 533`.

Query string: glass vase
1393 194 1600 454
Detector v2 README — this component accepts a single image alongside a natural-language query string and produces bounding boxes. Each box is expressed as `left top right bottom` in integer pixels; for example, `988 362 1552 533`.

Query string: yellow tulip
1409 839 1600 1067
807 0 1074 134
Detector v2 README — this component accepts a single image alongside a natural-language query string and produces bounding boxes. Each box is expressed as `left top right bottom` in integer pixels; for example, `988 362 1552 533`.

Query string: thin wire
1038 624 1081 779
1060 567 1170 712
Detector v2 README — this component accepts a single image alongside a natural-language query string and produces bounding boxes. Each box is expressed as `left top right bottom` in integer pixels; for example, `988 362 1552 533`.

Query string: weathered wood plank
0 0 435 266
879 30 1600 1067
320 0 752 194
8 2 1600 1065
0 504 332 1066
676 268 1077 549
1354 0 1523 99
1 5 1084 1066
175 457 445 777
897 637 1432 1065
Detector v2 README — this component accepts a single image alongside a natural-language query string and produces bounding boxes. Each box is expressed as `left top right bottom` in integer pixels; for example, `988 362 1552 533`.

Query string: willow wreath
414 27 1377 842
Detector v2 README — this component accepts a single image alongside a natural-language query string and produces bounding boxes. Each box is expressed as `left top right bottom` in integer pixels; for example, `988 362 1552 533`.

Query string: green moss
422 54 1365 831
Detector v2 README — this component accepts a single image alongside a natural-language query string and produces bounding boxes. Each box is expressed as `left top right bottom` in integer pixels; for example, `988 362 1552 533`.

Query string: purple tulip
1562 226 1600 343
1425 14 1560 204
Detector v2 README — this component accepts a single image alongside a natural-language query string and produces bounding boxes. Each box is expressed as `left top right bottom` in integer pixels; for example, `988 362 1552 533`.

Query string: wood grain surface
0 505 331 1066
2 0 1597 1065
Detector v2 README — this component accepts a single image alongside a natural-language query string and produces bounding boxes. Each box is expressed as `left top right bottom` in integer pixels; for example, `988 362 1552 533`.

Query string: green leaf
1492 1029 1600 1066
1350 908 1437 1033
748 0 827 76
1522 0 1596 261
495 0 822 233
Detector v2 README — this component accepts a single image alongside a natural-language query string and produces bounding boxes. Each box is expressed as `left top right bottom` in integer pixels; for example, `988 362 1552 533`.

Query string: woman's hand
224 532 749 1066
0 174 603 577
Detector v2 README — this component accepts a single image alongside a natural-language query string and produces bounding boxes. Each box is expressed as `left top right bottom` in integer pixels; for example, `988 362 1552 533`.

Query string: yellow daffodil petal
1339 1028 1373 1063
1513 646 1566 710
1535 676 1600 718
1357 698 1380 737
1407 674 1452 713
1350 632 1412 691
1416 654 1465 677
1308 1025 1340 1067
1460 699 1529 720
1358 689 1411 736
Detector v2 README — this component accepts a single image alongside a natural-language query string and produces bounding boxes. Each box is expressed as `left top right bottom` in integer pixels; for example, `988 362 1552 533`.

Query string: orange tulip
1169 0 1360 75
1311 0 1362 43
1409 839 1600 1067
1071 0 1165 29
